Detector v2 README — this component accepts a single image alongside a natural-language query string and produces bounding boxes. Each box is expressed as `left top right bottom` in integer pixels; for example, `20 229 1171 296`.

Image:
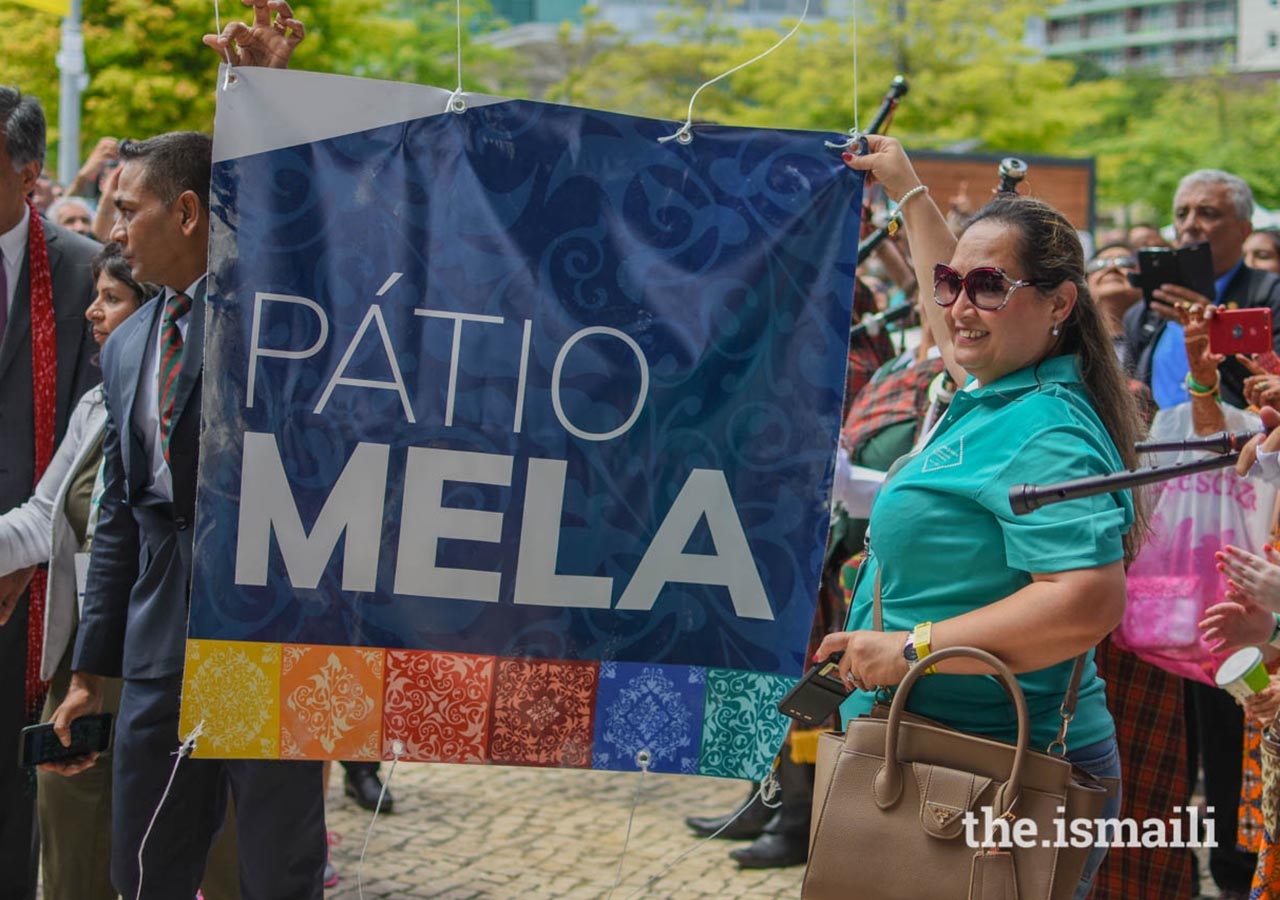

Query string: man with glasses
1122 170 1280 410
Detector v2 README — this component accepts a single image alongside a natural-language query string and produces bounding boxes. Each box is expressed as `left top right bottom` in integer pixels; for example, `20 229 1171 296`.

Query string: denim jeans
1064 735 1123 900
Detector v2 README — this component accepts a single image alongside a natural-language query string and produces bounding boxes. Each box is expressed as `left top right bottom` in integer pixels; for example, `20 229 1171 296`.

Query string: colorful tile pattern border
182 639 793 777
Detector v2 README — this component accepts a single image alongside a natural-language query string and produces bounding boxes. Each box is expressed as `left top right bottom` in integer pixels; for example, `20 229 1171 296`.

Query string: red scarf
24 198 56 720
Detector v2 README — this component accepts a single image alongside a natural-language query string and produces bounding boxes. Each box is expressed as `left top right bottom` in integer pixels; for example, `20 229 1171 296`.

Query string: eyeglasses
933 264 1050 311
1085 255 1137 276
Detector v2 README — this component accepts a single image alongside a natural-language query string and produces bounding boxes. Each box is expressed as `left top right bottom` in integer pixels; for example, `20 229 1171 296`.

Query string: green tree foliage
0 0 518 169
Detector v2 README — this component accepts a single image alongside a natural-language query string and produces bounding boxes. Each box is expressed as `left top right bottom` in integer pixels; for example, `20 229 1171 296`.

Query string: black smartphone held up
1128 242 1216 307
18 713 113 768
777 652 850 725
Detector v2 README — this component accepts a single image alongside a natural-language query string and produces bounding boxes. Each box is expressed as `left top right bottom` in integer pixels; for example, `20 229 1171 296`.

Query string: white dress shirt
0 204 30 321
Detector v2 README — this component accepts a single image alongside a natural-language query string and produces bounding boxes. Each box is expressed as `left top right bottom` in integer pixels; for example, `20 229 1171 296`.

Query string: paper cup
1215 647 1270 701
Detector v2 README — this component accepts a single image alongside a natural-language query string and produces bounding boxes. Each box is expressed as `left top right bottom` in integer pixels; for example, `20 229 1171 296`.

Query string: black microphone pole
865 75 909 137
1134 430 1257 455
1008 451 1240 516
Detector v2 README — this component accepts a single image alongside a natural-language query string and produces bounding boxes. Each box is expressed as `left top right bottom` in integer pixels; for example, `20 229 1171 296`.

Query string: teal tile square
698 668 794 779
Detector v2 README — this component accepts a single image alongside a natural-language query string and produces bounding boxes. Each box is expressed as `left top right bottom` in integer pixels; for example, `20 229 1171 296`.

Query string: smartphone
1129 248 1180 307
1209 308 1273 357
1128 242 1216 307
18 713 113 767
777 652 850 725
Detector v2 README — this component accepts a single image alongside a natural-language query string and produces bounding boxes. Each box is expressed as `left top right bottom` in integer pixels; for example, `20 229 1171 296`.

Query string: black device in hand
1128 241 1215 307
777 652 850 725
18 713 113 767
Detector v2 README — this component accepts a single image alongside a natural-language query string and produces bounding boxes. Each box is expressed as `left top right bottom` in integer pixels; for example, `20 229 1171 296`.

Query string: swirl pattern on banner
592 662 703 774
382 650 495 762
489 658 598 767
698 668 793 780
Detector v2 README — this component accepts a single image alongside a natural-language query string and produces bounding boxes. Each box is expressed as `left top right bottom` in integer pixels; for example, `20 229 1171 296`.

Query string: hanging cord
211 1 234 90
135 721 205 900
617 743 785 900
658 0 812 145
446 0 467 113
604 750 655 900
824 0 864 150
356 740 407 900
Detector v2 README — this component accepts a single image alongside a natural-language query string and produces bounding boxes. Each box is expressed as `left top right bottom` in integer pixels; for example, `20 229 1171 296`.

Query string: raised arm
843 135 964 387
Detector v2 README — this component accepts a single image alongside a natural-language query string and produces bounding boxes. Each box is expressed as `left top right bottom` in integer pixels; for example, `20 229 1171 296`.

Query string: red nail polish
841 152 854 163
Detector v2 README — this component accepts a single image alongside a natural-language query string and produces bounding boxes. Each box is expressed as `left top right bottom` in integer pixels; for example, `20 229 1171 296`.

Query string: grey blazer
73 289 205 680
0 386 107 679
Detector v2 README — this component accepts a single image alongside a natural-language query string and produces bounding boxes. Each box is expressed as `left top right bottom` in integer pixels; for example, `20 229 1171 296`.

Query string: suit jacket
73 288 204 680
0 218 100 513
1123 263 1280 408
0 386 106 680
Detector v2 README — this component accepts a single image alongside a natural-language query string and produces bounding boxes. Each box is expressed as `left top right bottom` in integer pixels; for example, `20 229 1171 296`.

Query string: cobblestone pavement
323 763 803 900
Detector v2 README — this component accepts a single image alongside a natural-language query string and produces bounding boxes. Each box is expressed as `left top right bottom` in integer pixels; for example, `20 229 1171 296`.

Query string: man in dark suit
0 86 100 900
1123 169 1280 409
48 130 326 898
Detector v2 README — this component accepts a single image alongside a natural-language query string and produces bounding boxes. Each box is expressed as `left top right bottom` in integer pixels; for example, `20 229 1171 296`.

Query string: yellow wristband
913 621 937 675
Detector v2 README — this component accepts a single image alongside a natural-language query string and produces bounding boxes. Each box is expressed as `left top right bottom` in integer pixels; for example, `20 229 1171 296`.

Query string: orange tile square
279 644 385 760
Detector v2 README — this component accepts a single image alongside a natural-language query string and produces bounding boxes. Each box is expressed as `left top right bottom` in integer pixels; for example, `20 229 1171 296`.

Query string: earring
1051 322 1061 336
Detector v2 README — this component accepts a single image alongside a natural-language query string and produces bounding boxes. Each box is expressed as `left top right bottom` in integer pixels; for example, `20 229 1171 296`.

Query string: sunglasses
1085 255 1137 275
933 264 1051 312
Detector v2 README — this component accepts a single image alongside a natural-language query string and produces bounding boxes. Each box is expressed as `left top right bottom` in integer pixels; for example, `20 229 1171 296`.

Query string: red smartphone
1209 308 1273 357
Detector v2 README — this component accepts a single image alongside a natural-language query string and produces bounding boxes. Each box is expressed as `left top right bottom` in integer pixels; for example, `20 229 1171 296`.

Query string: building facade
1042 0 1280 75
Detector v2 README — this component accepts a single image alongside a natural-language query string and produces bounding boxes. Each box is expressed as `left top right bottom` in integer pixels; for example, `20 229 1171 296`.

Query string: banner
181 67 862 779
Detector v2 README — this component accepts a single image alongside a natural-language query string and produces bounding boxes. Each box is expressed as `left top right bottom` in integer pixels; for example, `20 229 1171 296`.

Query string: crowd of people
5 1 1280 898
686 151 1280 900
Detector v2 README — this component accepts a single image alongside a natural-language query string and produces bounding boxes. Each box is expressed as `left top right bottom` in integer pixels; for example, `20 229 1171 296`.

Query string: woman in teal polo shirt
820 137 1147 899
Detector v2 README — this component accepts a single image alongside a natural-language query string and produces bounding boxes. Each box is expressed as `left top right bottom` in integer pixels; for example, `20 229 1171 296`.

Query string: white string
446 0 467 113
617 742 786 900
212 0 234 91
356 741 406 900
658 0 812 145
135 720 205 900
851 0 860 135
605 750 654 900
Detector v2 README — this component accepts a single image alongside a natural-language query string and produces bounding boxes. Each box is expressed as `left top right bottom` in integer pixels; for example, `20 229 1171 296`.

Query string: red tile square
383 650 495 762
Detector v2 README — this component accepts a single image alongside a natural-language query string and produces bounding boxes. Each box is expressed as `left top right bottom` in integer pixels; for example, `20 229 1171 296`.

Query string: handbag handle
873 645 1029 818
871 567 1086 753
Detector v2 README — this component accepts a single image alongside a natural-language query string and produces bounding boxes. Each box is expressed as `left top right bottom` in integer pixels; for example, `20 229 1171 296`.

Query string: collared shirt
840 355 1131 751
133 277 203 502
1150 259 1245 408
0 204 30 320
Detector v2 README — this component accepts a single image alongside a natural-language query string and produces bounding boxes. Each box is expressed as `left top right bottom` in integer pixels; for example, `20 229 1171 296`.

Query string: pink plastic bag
1114 404 1274 684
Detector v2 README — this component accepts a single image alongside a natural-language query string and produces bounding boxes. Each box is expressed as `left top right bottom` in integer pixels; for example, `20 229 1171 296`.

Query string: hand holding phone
19 713 113 769
1209 308 1273 358
777 652 849 724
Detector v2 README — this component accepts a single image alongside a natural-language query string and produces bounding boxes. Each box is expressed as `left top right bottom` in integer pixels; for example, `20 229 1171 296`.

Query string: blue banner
185 69 862 775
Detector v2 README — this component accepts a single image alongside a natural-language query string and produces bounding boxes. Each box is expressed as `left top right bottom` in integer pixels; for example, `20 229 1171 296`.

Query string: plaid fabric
844 333 895 421
1091 638 1196 899
841 356 946 454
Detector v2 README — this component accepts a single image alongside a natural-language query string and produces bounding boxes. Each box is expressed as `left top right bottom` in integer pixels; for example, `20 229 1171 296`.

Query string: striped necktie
0 247 7 346
158 290 193 462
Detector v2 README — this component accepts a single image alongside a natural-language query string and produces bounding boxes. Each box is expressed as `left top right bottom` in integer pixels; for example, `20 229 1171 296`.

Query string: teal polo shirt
841 354 1132 752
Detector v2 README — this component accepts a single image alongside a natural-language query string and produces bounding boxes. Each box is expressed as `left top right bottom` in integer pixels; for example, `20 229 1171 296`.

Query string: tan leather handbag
803 646 1110 900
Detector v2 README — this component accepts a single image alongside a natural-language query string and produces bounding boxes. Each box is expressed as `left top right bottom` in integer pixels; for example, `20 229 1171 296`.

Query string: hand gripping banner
181 66 863 779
